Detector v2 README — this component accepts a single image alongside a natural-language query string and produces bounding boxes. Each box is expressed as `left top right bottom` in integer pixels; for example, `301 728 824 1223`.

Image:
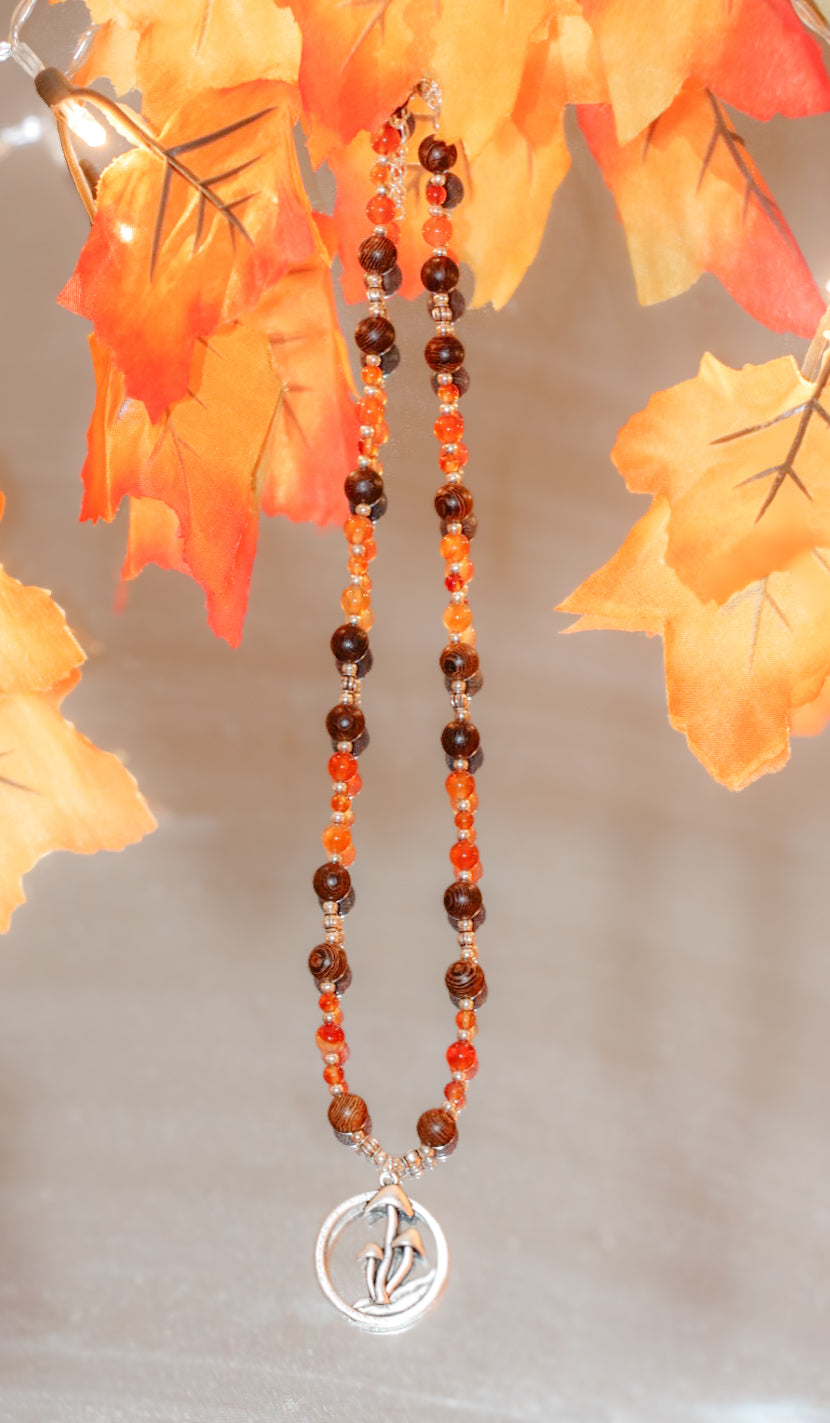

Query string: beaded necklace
310 87 487 1332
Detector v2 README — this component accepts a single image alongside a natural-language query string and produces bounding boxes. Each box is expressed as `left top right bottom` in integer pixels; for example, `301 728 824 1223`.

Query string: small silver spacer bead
322 900 338 914
330 1083 346 1095
451 1069 466 1082
340 664 358 677
374 1149 389 1170
361 1136 380 1158
324 1052 342 1066
352 1130 367 1145
456 1029 472 1042
323 914 342 931
330 813 345 825
459 997 474 1012
457 920 474 933
333 781 348 795
318 979 335 994
459 947 478 961
336 740 352 752
453 757 469 770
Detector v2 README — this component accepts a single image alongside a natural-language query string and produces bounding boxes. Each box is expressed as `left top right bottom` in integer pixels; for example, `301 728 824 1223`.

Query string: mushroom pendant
315 1182 449 1332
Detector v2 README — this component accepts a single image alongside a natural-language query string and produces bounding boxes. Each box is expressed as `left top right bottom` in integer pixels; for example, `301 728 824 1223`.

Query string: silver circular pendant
315 1183 449 1333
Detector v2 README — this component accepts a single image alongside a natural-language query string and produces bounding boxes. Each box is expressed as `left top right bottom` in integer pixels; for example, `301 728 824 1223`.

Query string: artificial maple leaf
0 672 155 930
579 84 824 337
0 557 84 694
579 0 830 146
122 496 189 584
559 498 830 788
59 80 324 421
65 0 302 124
244 265 356 522
612 352 830 604
82 322 284 645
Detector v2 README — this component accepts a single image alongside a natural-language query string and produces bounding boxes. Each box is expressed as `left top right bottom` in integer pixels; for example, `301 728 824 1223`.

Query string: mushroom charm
315 1187 449 1333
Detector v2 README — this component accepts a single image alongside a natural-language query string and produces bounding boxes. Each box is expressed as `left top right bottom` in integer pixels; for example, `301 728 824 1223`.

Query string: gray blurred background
1 3 830 1419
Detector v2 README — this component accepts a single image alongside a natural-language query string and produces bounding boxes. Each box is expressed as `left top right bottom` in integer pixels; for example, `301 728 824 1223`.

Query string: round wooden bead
443 880 482 923
345 467 384 510
440 644 479 680
382 265 403 296
421 254 459 293
308 943 351 987
326 703 366 743
418 136 458 173
448 289 466 321
445 959 487 1008
331 624 369 664
440 511 477 540
441 720 480 759
358 234 398 273
435 485 473 521
417 1107 459 1157
329 1093 372 1142
446 670 482 696
313 862 353 904
355 316 396 355
425 334 465 372
369 493 388 522
380 344 401 375
441 173 464 209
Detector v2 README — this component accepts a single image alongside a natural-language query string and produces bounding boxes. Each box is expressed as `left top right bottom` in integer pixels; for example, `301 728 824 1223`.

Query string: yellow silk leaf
0 672 155 930
612 353 830 604
561 498 830 788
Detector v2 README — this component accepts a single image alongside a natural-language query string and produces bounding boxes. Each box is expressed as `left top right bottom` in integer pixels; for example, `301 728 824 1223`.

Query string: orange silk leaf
82 323 284 645
579 0 830 146
0 566 84 695
59 81 323 421
244 265 356 523
0 672 156 930
71 0 301 124
578 85 824 338
559 498 830 789
612 353 830 605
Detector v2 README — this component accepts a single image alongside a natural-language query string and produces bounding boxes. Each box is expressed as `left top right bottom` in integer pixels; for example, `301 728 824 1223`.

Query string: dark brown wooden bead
391 106 416 138
340 886 356 916
382 264 403 295
342 649 373 679
345 467 384 510
448 289 466 321
441 720 480 759
444 879 482 922
445 959 488 1007
418 136 458 173
355 316 396 355
380 344 400 375
351 725 370 757
441 172 464 209
326 703 365 743
435 485 473 521
432 366 470 398
440 509 477 539
369 493 387 522
421 254 460 293
440 644 479 681
313 863 352 904
329 1093 372 1142
358 234 397 274
417 1107 459 1157
425 334 465 372
308 942 350 987
331 624 369 664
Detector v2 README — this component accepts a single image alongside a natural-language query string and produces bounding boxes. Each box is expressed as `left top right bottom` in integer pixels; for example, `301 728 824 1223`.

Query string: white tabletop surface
1 15 830 1421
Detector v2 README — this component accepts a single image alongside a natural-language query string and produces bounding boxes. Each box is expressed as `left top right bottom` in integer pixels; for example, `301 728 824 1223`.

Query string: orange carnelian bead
446 770 475 804
439 443 469 473
450 840 480 872
356 395 385 425
346 771 362 796
443 601 473 633
370 160 389 184
456 1009 476 1032
454 810 475 831
329 751 357 781
444 1080 467 1109
362 364 383 386
330 791 352 814
371 123 398 154
323 1064 345 1086
447 1040 478 1076
341 844 356 867
426 180 446 204
367 193 395 224
319 992 340 1014
344 514 373 545
358 435 379 459
322 823 353 856
359 575 372 593
440 532 470 562
362 537 378 562
467 790 479 812
423 214 452 246
341 586 370 617
348 554 369 577
459 626 477 646
316 1022 345 1053
434 412 464 442
376 419 390 445
445 571 464 593
471 860 483 882
358 608 374 631
438 382 460 405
